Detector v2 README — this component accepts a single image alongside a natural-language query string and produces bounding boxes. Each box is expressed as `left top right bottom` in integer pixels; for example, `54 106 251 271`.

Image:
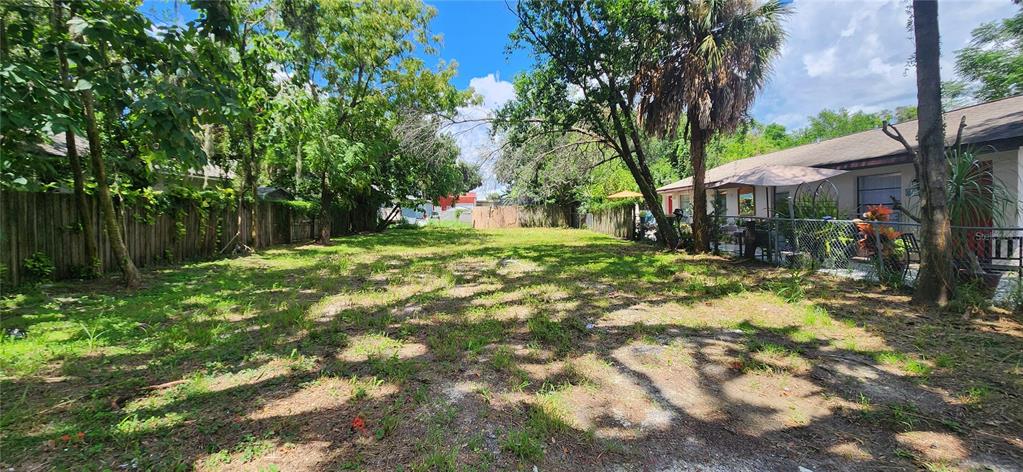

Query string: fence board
1 191 379 288
471 205 575 229
585 206 636 240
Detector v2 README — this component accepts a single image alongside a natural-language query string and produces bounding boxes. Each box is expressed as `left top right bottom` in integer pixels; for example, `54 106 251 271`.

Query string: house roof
37 133 235 181
37 133 90 157
607 190 643 199
257 186 293 200
657 95 1023 193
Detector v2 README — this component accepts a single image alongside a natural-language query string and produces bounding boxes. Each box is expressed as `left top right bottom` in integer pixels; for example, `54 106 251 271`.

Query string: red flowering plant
351 416 367 434
854 205 906 276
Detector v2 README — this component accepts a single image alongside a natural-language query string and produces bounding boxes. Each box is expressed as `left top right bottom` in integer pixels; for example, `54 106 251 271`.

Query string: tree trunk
317 172 332 245
81 90 141 288
911 0 951 306
245 121 259 248
295 139 302 184
52 0 99 277
689 110 710 253
607 103 678 249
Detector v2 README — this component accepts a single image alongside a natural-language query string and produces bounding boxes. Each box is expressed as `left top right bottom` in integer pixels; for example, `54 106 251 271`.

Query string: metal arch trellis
782 178 841 265
789 179 841 219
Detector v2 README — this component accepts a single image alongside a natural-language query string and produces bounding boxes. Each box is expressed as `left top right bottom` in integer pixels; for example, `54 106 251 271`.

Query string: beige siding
659 148 1023 222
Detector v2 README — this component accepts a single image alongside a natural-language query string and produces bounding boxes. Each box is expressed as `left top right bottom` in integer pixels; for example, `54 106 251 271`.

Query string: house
437 192 477 210
657 96 1023 227
34 133 235 189
257 186 293 201
436 192 476 224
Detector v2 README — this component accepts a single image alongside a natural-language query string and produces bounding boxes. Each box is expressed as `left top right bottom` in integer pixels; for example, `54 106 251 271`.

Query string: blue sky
140 0 1019 128
426 1 528 90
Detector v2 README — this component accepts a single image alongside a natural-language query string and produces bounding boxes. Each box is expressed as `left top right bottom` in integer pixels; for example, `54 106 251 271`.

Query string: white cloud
468 73 516 109
752 0 1018 130
802 47 837 77
444 73 516 195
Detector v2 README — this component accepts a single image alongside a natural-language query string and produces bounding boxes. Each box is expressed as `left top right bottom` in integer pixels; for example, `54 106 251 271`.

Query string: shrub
949 281 990 315
274 199 320 217
1004 278 1023 314
23 252 54 282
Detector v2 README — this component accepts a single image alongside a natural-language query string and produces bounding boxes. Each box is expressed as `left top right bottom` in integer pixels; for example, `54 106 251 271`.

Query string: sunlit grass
1 225 1019 470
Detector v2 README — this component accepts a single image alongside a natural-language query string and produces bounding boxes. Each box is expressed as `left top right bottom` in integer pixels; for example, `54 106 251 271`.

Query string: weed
527 313 569 351
368 353 415 382
235 433 275 463
78 322 107 352
22 252 55 282
770 270 807 303
501 428 543 462
375 413 400 440
1004 277 1023 313
949 281 990 314
490 345 515 371
417 446 458 471
959 384 991 405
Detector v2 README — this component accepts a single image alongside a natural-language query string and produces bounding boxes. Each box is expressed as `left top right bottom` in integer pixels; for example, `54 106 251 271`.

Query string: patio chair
900 233 921 282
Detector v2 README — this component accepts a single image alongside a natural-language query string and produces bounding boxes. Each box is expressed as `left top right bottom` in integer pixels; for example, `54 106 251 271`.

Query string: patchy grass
1 227 1020 471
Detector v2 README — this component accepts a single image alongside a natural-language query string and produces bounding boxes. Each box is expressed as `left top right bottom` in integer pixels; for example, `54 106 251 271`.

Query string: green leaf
73 79 93 91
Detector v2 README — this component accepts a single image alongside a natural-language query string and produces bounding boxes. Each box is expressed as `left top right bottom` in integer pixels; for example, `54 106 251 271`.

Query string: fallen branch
143 379 189 391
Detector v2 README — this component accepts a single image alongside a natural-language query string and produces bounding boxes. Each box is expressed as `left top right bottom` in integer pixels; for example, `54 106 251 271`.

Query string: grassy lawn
2 226 1021 471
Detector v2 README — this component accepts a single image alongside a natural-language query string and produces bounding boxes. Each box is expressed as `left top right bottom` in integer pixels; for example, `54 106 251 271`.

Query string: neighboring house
257 186 293 201
437 193 476 224
657 96 1023 227
437 192 477 210
35 133 235 189
184 163 234 189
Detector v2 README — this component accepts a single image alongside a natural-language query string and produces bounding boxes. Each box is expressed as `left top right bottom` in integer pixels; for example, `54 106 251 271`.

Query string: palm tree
637 0 789 252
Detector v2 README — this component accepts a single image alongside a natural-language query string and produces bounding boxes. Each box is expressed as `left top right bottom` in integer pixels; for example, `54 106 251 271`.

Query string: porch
692 215 1023 303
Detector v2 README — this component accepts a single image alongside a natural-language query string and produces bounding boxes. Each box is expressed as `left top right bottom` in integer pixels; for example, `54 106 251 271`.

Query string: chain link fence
675 215 1023 303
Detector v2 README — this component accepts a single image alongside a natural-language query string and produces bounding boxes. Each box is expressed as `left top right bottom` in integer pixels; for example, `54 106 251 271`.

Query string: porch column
1017 146 1023 228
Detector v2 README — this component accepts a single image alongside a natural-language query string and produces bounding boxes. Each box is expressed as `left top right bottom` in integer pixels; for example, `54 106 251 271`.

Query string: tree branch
881 120 917 158
952 116 967 150
890 196 921 223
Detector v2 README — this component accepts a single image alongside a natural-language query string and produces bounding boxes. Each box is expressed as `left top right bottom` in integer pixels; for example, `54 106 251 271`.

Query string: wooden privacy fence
472 205 576 229
585 206 636 240
1 191 375 287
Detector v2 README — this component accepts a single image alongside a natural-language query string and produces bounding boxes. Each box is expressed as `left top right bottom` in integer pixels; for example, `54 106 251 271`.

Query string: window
773 191 790 217
712 191 727 215
857 173 901 218
737 186 755 216
679 195 692 214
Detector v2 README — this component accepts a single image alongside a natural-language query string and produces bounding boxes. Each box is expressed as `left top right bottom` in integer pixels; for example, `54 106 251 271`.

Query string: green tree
793 109 884 144
494 132 609 210
191 0 283 251
50 0 99 277
502 0 682 248
952 5 1023 102
277 0 467 243
636 0 789 252
379 113 478 228
44 1 227 286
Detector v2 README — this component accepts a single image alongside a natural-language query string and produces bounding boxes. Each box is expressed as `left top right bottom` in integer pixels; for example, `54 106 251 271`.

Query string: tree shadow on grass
2 227 1021 470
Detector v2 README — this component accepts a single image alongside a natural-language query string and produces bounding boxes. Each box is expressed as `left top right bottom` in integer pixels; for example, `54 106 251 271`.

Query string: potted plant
854 205 906 278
